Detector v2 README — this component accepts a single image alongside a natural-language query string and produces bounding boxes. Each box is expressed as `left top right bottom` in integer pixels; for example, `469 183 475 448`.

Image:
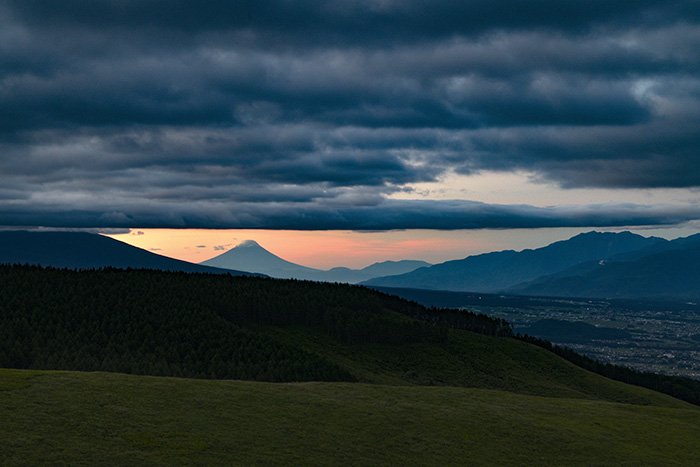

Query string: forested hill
1 265 699 406
0 265 507 382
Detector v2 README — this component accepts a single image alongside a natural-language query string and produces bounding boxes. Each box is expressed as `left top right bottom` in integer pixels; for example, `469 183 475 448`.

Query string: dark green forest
0 265 476 381
1 265 699 405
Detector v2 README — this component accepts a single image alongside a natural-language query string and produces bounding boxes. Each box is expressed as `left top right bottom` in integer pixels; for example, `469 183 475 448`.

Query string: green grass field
261 326 687 407
1 368 699 466
2 268 699 465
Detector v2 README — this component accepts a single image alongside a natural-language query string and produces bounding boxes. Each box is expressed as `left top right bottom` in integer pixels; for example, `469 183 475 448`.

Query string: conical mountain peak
201 239 319 278
202 239 430 283
238 239 263 248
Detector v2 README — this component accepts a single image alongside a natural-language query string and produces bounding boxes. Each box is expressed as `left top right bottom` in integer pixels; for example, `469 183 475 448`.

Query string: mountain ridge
201 239 430 283
0 231 253 276
508 234 700 299
363 231 665 292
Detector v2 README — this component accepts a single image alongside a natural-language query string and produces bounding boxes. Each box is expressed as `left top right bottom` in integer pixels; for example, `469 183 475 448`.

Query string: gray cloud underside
1 200 699 231
1 1 700 229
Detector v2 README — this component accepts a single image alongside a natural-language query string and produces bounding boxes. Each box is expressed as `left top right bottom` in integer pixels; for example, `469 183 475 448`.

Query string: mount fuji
200 240 429 283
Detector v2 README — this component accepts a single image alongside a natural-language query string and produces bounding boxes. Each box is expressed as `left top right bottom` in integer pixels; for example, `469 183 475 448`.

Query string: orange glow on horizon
105 229 475 269
103 227 619 269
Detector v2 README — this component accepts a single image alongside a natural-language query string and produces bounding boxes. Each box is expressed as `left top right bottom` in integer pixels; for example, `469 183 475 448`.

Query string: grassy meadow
1 368 699 466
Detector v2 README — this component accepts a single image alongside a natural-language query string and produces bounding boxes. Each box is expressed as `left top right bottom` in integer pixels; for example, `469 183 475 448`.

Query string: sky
105 224 700 269
2 1 700 265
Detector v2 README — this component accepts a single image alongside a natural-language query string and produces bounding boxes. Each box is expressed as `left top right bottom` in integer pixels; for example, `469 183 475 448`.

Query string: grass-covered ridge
3 265 700 464
0 264 690 406
1 369 699 466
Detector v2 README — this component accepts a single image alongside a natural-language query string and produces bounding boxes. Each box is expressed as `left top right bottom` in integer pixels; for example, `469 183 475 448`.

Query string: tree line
1 264 698 406
0 265 494 380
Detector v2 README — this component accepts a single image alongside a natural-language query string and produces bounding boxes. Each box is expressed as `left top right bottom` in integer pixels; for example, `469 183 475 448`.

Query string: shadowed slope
0 231 252 275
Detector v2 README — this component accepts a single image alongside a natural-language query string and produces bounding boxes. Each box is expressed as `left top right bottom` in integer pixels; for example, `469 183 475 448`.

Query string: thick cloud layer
1 1 699 228
2 199 700 231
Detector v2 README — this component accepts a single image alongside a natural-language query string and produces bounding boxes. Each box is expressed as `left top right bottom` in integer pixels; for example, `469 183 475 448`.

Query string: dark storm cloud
0 226 132 234
1 1 700 229
0 199 699 231
7 1 698 44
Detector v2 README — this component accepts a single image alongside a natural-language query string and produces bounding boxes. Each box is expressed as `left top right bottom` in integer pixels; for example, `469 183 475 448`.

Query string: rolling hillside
1 265 696 405
2 369 699 466
3 265 700 464
363 231 664 292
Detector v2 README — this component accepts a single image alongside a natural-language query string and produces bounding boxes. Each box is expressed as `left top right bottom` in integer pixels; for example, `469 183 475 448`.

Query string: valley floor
1 368 699 466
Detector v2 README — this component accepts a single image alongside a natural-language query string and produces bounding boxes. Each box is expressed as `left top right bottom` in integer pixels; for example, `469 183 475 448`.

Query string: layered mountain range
507 233 700 300
2 229 699 300
201 239 430 283
364 231 700 300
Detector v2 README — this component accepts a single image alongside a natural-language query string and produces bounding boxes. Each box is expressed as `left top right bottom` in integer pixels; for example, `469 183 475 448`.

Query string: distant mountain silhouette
201 240 429 283
201 240 319 279
362 231 665 292
508 234 700 300
323 260 432 283
0 231 252 275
